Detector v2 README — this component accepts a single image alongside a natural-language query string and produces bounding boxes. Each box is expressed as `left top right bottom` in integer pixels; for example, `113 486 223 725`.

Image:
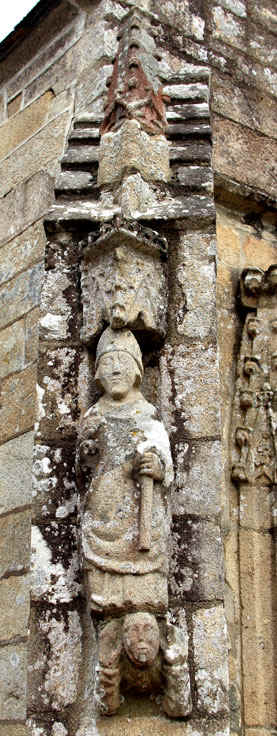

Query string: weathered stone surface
0 726 29 736
0 171 53 247
216 262 237 311
0 263 43 330
40 269 73 341
0 511 31 577
0 221 46 287
216 0 246 18
211 6 245 51
193 606 229 715
0 92 55 160
172 440 223 517
98 121 170 185
62 145 99 166
24 46 77 107
32 442 77 521
168 121 211 136
249 1 277 34
0 643 27 719
55 171 97 192
171 518 224 601
31 522 80 604
0 576 30 643
212 71 277 140
173 165 213 193
96 715 229 736
167 102 209 119
213 116 277 197
168 343 221 438
0 112 70 197
8 93 22 117
75 63 113 112
5 8 83 99
247 23 277 68
240 529 277 727
170 143 211 163
175 255 217 340
0 432 33 514
163 83 209 101
25 309 40 365
37 347 79 440
0 366 36 444
76 20 118 72
0 320 25 379
28 608 82 711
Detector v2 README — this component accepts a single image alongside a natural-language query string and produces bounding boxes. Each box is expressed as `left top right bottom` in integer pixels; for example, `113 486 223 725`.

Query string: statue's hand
99 620 122 668
135 450 164 481
161 623 186 666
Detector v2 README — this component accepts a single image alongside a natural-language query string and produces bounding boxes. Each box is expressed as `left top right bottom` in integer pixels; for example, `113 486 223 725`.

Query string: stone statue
77 327 173 615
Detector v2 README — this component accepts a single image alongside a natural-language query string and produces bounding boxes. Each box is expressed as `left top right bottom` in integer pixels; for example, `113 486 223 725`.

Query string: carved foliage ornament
232 266 277 486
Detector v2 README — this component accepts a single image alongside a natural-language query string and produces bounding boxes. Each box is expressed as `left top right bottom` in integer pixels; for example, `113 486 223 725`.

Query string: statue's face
96 350 138 400
123 613 160 667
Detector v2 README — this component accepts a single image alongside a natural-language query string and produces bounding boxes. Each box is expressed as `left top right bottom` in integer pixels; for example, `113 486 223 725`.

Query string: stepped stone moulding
80 224 168 344
232 265 277 486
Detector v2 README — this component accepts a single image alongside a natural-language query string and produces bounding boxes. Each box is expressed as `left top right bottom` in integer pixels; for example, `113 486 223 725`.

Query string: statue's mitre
96 327 143 376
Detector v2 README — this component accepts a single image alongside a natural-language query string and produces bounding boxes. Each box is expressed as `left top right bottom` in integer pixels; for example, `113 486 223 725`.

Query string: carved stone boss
232 266 277 487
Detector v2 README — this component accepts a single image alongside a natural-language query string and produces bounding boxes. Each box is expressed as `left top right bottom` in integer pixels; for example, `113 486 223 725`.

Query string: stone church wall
0 1 276 735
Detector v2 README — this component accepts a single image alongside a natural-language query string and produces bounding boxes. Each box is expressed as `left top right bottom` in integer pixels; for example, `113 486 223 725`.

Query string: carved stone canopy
80 225 168 344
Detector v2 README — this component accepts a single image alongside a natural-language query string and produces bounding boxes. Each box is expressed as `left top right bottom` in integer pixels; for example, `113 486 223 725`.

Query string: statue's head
123 612 160 667
95 327 143 400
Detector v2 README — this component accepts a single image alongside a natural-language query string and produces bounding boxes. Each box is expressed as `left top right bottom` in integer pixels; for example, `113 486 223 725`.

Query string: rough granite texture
0 0 276 735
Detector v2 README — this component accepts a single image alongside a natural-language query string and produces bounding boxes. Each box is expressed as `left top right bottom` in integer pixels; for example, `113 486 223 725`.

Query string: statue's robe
78 395 173 614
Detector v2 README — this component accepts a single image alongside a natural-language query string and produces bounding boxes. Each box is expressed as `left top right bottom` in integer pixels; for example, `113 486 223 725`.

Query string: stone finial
101 10 169 137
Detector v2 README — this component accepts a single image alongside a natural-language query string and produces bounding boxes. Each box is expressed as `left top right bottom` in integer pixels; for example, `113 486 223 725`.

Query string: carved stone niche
80 224 168 345
96 613 192 719
232 265 277 486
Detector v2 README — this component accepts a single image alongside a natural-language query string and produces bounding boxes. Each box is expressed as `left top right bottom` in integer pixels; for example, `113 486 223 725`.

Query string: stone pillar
231 266 277 732
28 4 229 735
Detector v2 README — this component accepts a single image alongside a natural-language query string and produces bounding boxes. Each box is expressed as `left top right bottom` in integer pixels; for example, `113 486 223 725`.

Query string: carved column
231 266 277 729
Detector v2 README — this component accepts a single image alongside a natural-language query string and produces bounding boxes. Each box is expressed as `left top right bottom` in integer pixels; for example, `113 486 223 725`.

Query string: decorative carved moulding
101 9 169 137
80 223 168 344
232 265 277 486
